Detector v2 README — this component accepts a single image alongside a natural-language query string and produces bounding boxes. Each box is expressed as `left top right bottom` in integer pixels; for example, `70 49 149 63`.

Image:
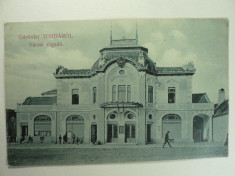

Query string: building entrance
193 116 204 142
147 124 151 143
107 124 118 143
21 125 28 139
125 124 136 143
91 124 97 144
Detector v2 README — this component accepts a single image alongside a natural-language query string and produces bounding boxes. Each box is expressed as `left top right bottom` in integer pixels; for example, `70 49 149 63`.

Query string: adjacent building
213 88 229 143
16 34 214 144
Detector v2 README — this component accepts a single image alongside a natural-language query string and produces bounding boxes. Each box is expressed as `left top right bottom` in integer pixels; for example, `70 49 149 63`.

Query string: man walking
163 131 172 148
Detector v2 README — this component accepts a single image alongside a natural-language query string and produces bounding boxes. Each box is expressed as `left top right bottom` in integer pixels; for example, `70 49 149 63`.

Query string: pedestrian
72 133 75 144
63 134 66 144
59 135 62 144
163 131 172 148
76 137 79 145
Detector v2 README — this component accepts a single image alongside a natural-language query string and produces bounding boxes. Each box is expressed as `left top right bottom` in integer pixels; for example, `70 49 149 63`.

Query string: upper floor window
168 87 175 103
112 85 116 102
118 85 126 102
148 86 153 103
127 85 131 102
93 87 97 103
112 85 131 102
72 89 79 104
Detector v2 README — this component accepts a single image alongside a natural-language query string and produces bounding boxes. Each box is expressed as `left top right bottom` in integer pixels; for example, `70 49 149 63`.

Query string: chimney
218 88 225 105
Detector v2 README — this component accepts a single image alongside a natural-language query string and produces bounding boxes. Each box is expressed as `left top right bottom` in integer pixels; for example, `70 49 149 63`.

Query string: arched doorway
193 116 203 142
162 114 182 139
66 115 84 142
34 115 51 136
125 112 136 143
107 112 118 143
193 114 209 142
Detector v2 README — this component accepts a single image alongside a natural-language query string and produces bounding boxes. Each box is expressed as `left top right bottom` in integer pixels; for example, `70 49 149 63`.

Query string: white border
1 0 235 176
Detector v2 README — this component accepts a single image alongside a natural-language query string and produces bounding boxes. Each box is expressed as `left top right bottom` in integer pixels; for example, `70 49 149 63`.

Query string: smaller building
213 88 229 143
6 109 17 142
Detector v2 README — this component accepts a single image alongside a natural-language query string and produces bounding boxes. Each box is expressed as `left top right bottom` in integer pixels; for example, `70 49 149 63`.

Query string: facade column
208 114 213 142
84 119 90 144
16 114 21 142
97 109 105 144
137 108 145 145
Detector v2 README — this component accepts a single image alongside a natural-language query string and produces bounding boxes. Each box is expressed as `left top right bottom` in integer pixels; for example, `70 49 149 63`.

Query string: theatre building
16 34 214 144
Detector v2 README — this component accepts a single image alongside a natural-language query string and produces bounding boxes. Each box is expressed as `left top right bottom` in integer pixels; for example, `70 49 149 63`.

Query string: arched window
72 89 79 104
34 115 51 136
168 87 175 103
148 86 153 103
93 87 97 103
162 114 182 138
66 115 84 139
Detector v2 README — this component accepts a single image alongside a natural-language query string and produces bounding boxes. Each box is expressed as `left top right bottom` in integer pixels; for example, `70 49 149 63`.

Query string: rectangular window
72 89 79 104
93 87 97 103
148 86 153 103
168 87 175 103
127 85 131 102
118 85 126 102
112 85 116 102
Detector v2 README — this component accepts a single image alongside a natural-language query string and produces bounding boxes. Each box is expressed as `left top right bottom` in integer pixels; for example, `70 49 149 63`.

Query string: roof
157 67 195 75
22 96 57 105
214 99 229 117
192 93 210 103
41 89 57 96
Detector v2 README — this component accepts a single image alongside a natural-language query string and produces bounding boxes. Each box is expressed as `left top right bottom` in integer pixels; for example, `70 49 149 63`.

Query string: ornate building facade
16 34 214 144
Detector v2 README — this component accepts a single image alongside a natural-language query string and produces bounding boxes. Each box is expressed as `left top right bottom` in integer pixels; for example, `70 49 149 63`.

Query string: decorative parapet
111 37 137 46
100 102 143 108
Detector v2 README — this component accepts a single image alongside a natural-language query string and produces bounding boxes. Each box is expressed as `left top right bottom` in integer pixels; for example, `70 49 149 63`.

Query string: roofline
99 46 148 53
157 72 195 76
213 112 229 118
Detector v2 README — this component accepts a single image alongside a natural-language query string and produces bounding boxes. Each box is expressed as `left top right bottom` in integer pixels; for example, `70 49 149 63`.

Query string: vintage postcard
5 19 229 167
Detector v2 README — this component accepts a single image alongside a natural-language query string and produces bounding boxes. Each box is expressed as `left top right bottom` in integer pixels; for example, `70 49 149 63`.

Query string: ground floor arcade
16 108 213 144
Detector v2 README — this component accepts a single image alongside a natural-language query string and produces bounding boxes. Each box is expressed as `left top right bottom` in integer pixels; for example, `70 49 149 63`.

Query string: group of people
20 135 33 144
58 133 83 144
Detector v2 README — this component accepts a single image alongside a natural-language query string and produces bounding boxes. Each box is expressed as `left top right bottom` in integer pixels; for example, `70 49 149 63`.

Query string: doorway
147 124 151 143
193 116 204 142
91 124 97 144
107 124 118 143
125 124 136 143
21 125 28 140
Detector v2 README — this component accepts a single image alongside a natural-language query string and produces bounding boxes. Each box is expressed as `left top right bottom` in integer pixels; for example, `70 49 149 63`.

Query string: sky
4 19 228 109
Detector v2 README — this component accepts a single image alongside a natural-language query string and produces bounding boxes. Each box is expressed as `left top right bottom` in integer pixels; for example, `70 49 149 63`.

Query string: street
7 143 228 167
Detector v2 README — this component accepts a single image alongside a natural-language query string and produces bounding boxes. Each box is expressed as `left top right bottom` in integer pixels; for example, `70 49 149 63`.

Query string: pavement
7 141 226 149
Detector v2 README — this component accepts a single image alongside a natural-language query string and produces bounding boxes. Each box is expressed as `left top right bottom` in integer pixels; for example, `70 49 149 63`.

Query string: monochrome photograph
4 19 229 167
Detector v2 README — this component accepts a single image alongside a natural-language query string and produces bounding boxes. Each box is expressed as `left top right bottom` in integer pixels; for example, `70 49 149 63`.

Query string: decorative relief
117 56 126 68
138 50 145 66
166 79 177 85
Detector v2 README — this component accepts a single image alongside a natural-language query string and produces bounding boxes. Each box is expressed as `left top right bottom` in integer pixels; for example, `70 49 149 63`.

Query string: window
168 87 175 103
162 114 181 138
127 85 131 102
127 113 135 119
112 85 131 102
72 89 79 104
148 86 153 103
118 85 126 102
34 115 51 136
93 87 97 103
112 85 116 102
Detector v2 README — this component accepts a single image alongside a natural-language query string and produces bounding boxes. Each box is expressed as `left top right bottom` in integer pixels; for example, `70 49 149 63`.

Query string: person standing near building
59 135 62 144
163 131 172 148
